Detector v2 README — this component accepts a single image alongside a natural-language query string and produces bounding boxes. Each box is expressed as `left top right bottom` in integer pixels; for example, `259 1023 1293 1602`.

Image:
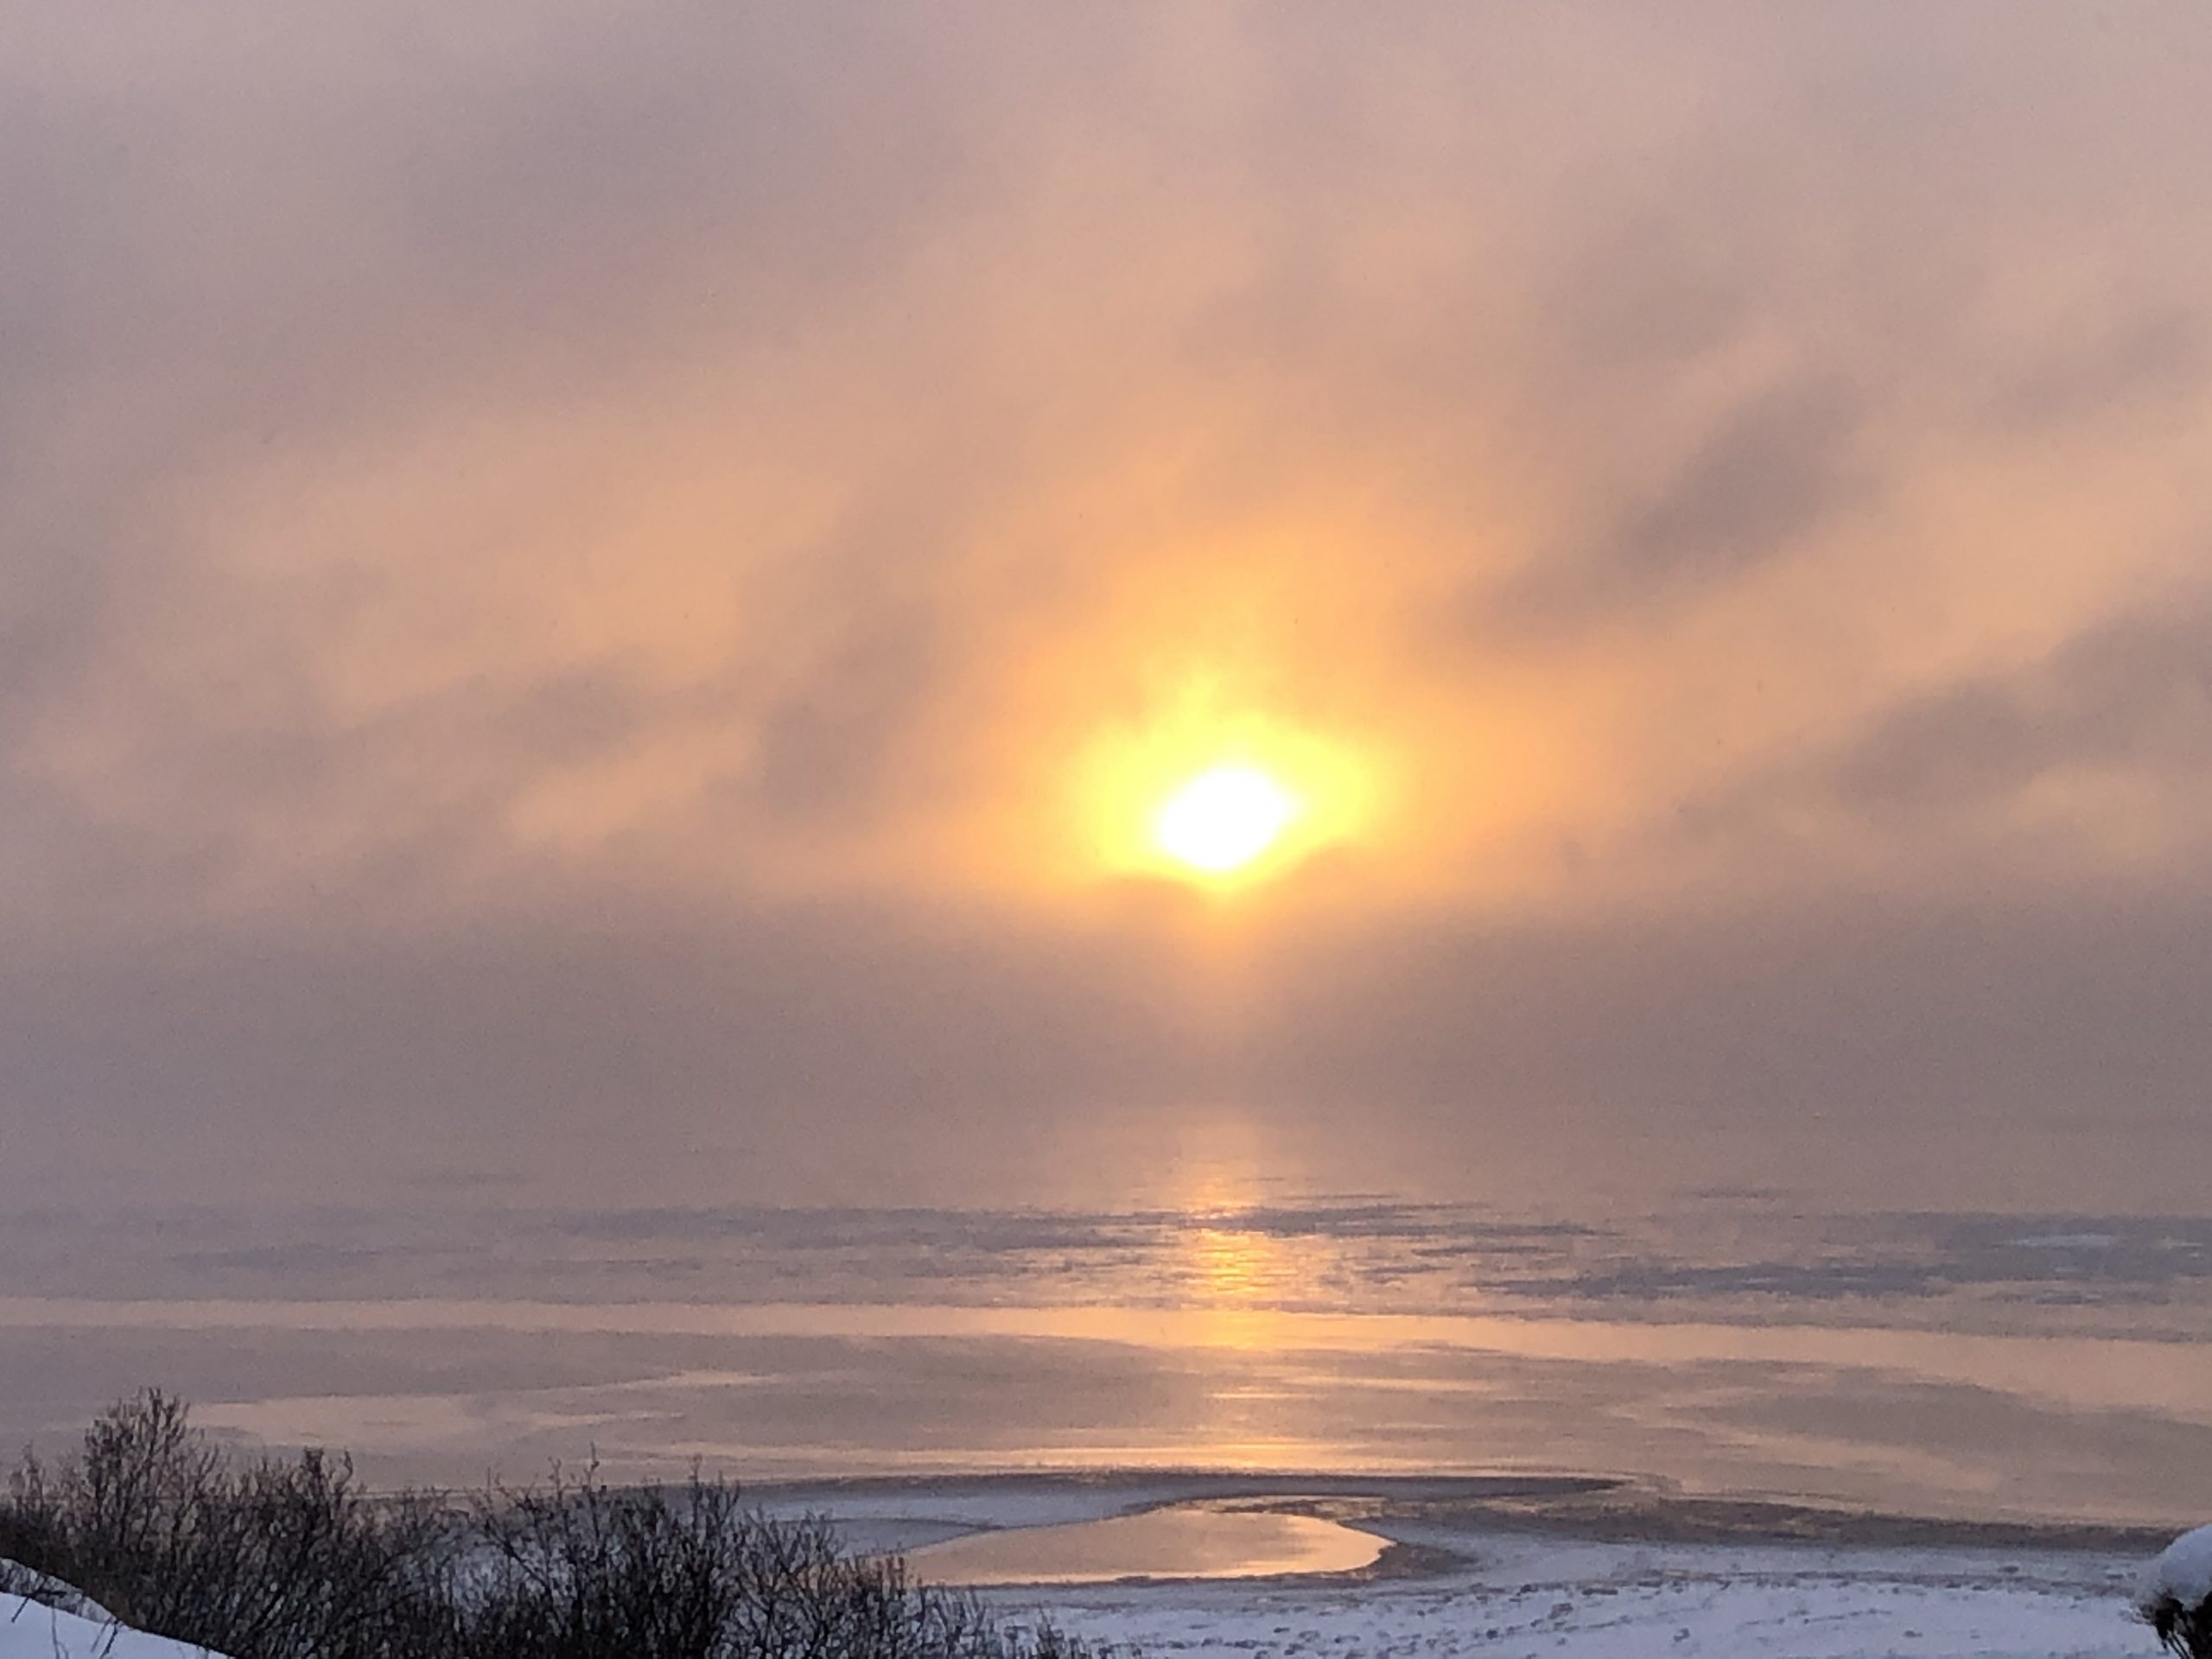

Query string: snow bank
0 1595 219 1658
2141 1524 2212 1613
0 1563 117 1625
2139 1523 2212 1656
2 1567 226 1659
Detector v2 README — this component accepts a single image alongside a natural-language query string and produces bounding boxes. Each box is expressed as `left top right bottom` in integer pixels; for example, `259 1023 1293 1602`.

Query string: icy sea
3 1192 2209 1526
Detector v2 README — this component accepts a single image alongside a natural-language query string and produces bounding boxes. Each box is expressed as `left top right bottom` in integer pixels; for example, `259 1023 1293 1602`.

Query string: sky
5 3 2212 1217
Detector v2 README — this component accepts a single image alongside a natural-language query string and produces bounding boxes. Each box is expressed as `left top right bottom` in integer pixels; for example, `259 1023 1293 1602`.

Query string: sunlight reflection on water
907 1504 1385 1586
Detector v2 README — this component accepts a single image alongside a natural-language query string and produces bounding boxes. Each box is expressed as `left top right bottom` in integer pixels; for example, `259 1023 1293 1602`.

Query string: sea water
1 1194 2208 1525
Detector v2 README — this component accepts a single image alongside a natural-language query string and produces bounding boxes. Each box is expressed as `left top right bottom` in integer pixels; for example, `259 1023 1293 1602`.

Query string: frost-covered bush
2 1392 1119 1659
2139 1524 2212 1658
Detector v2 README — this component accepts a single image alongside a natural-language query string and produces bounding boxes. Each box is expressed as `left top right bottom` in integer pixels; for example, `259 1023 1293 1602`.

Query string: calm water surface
2 1196 2209 1527
907 1503 1385 1586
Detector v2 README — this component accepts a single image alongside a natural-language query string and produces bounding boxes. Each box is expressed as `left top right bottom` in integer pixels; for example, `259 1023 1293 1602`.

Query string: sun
1066 684 1379 889
1151 766 1300 874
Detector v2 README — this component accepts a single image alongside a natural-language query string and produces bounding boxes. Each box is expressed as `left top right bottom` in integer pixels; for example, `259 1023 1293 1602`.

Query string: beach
756 1474 2166 1656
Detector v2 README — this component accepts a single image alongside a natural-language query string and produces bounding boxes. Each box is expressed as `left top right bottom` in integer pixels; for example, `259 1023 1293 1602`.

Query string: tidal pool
906 1502 1386 1586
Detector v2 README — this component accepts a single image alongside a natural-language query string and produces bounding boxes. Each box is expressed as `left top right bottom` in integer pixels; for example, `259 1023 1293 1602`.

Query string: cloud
6 5 2212 1213
1616 381 1866 583
1675 594 2212 879
1835 611 2212 810
1986 304 2208 433
1494 377 1872 625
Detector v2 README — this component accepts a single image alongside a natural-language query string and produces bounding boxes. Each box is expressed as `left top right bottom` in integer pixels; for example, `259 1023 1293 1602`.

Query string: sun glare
1066 683 1379 891
1152 766 1299 874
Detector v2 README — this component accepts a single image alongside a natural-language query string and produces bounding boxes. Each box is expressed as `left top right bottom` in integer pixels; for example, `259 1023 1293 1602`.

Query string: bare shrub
3 1389 456 1656
460 1457 1091 1659
2145 1589 2212 1659
2 1393 1117 1659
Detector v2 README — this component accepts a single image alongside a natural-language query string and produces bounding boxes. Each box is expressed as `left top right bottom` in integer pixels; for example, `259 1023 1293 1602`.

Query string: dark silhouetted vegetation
1 1392 1116 1659
2146 1587 2212 1659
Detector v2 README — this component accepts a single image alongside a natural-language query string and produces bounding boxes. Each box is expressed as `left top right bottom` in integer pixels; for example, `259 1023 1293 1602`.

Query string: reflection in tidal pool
908 1503 1385 1586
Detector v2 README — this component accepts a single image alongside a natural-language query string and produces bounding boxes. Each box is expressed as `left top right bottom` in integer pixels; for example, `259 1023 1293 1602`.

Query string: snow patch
2139 1523 2212 1615
1 1586 226 1659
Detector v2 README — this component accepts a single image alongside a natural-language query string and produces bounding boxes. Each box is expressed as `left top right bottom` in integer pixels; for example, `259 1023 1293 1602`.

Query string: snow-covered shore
995 1535 2153 1658
5 1504 2189 1659
776 1478 2177 1657
0 1547 2163 1659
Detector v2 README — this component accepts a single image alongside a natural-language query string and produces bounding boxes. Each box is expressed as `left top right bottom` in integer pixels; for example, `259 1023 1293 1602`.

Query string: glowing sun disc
1151 766 1299 874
